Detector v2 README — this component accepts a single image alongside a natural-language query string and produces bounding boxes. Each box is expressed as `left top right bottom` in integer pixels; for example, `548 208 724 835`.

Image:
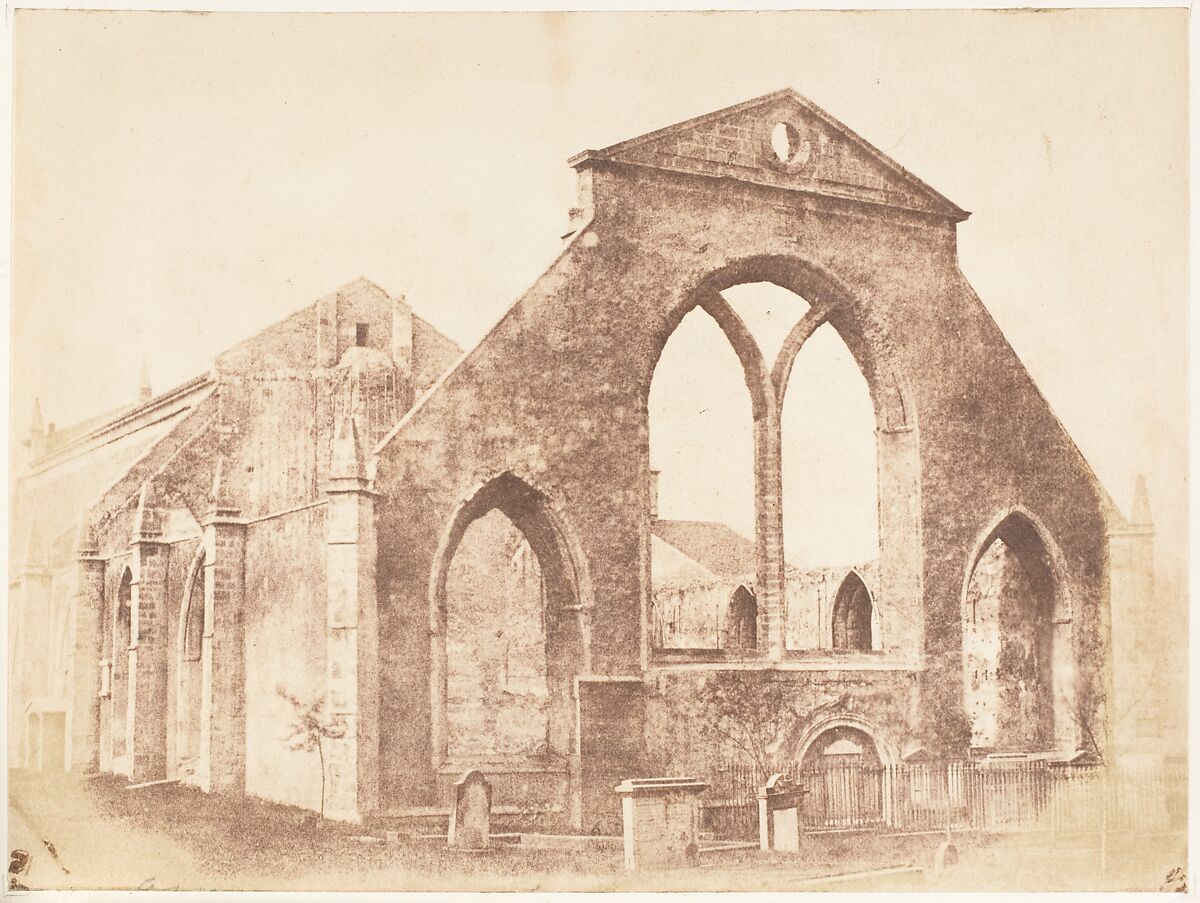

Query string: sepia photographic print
6 6 1190 895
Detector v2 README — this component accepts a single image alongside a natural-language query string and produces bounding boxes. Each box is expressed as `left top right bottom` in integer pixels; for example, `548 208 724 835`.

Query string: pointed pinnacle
330 413 366 481
1131 474 1152 526
30 398 43 437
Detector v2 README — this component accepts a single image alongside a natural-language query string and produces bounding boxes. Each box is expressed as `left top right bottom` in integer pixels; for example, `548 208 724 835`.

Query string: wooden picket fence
700 759 1188 841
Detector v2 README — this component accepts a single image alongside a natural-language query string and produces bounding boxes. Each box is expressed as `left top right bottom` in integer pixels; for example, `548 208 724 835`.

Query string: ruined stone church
10 90 1160 832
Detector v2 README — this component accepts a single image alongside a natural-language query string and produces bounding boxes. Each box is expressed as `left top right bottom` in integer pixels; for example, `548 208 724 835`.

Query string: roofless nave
10 90 1160 833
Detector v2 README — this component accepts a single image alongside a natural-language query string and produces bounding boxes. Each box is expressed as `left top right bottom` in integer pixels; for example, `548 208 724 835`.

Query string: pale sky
10 10 1188 590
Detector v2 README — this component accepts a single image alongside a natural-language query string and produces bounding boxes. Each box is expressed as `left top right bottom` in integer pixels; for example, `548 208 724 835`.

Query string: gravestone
614 777 709 871
448 770 492 850
758 773 806 853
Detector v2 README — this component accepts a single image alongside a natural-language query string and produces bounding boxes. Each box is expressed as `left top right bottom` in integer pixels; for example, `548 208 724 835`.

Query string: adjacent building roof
652 519 757 580
12 278 461 564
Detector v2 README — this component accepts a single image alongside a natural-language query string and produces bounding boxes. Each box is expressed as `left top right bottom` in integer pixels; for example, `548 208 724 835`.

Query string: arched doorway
175 546 205 777
798 725 884 828
832 571 874 652
429 472 591 783
962 510 1072 752
110 569 132 767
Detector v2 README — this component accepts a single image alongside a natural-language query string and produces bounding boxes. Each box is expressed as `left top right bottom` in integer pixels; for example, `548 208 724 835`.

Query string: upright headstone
614 777 709 871
758 773 806 853
448 770 492 850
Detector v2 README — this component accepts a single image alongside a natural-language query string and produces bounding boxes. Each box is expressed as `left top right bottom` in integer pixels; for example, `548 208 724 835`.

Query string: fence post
1099 764 1108 875
939 762 948 841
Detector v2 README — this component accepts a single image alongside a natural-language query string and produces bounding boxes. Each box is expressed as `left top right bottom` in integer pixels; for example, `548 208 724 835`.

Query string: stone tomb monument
448 770 492 850
614 777 709 870
758 773 807 853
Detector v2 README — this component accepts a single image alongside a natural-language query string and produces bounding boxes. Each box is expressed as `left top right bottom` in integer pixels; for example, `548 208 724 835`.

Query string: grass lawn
7 769 1188 892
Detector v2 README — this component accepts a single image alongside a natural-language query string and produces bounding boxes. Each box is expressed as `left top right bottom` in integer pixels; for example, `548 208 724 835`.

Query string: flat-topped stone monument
614 777 709 871
758 773 807 853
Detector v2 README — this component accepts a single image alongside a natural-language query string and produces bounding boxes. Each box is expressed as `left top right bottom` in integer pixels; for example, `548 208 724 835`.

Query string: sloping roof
652 519 757 579
570 88 968 222
11 387 214 565
650 534 718 588
12 278 461 563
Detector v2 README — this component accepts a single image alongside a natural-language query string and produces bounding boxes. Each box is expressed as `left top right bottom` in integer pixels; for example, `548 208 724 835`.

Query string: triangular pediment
571 89 967 221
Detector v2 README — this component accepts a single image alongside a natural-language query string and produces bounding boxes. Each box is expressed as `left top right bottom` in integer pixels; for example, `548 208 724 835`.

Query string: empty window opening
719 281 810 365
781 322 878 568
962 516 1059 752
445 508 549 759
177 550 205 766
355 323 369 346
832 571 873 652
649 307 755 650
724 585 758 651
770 122 811 166
111 571 132 761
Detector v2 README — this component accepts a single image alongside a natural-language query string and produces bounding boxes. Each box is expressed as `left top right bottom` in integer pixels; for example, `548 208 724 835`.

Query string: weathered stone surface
10 90 1141 831
448 770 493 849
615 777 708 870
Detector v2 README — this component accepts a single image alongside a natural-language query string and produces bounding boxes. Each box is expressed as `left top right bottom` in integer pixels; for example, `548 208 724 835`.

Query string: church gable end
573 89 967 221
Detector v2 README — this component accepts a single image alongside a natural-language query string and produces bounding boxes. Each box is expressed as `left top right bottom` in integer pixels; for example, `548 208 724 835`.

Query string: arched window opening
176 549 205 768
780 322 878 569
832 571 873 652
962 513 1060 752
649 307 756 650
718 280 880 656
433 473 588 768
111 570 132 761
444 509 550 759
724 585 758 651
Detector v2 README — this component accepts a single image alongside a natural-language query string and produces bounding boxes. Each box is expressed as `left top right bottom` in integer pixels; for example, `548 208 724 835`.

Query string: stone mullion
754 396 787 661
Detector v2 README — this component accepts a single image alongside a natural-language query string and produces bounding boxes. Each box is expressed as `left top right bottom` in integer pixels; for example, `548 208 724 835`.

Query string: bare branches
695 672 791 775
277 685 345 818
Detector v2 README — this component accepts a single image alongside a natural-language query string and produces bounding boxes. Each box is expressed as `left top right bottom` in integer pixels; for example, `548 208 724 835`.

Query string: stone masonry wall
374 108 1109 808
243 505 328 811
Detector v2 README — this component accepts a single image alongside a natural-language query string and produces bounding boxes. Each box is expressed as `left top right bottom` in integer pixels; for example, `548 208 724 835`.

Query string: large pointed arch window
648 306 757 651
176 547 205 769
722 282 880 652
645 268 902 659
444 508 550 758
